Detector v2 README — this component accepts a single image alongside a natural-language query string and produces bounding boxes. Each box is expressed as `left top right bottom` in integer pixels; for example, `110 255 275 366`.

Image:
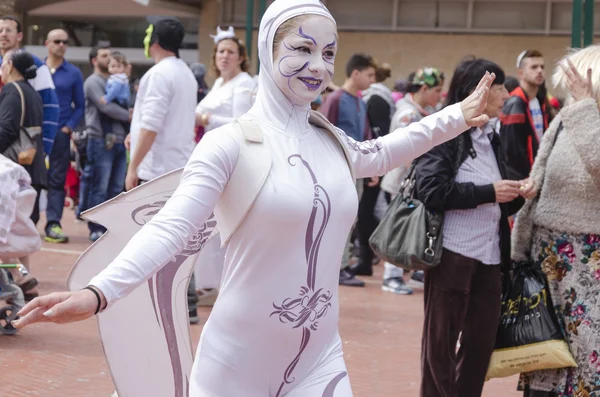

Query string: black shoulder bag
369 134 465 271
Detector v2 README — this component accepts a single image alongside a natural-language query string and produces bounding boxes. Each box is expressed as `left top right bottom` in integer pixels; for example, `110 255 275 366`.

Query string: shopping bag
486 261 577 380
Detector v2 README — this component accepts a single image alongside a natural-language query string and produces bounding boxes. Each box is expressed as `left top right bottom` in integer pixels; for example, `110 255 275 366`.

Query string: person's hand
560 58 593 102
124 134 131 151
493 180 522 203
198 113 211 127
12 288 103 329
125 167 139 191
100 96 107 105
367 176 380 187
61 126 72 135
460 71 495 127
518 177 537 200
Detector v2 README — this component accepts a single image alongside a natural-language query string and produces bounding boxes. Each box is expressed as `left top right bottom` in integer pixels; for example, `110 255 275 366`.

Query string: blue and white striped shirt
443 123 503 265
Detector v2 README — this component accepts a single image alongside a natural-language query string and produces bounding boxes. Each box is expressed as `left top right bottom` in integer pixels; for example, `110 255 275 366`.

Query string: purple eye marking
325 39 336 49
298 26 317 45
283 41 295 51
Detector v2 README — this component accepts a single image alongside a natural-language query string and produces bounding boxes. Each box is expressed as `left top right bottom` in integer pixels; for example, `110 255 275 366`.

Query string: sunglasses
53 39 69 45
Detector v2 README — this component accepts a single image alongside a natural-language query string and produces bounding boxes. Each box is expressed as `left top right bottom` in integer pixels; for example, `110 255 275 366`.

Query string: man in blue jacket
44 29 85 243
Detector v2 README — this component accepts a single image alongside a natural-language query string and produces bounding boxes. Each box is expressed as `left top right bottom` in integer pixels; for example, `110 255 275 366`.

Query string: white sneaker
382 277 413 295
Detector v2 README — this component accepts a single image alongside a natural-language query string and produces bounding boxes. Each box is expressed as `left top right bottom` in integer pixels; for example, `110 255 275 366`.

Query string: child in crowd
100 52 130 148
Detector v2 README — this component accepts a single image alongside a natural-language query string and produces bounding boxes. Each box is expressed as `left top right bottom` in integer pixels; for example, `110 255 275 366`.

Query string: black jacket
414 129 523 270
366 95 392 138
0 80 46 187
499 86 548 181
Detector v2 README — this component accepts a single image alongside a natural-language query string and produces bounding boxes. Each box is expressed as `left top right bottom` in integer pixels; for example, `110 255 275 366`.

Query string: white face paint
273 15 337 106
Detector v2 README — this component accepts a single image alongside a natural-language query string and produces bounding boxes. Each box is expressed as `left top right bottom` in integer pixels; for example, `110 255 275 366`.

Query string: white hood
248 0 336 136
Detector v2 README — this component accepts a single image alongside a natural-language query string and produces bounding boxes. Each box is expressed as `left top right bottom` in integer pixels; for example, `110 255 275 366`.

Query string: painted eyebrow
297 27 317 45
325 39 337 49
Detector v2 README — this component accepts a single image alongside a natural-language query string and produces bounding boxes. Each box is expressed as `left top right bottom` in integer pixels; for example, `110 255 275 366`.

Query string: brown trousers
421 249 502 397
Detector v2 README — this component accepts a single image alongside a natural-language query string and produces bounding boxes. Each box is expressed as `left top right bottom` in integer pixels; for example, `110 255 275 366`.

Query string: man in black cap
126 16 200 323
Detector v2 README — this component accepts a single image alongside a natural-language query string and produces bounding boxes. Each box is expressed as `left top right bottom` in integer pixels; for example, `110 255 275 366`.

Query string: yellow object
144 24 154 59
486 339 577 380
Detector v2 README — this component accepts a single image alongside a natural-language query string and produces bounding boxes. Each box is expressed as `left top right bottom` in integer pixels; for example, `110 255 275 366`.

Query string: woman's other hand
12 287 105 329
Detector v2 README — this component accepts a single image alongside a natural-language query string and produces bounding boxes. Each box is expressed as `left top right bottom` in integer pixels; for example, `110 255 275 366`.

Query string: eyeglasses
53 39 69 45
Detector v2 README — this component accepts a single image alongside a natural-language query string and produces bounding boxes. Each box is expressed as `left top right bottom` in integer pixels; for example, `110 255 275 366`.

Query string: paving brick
0 211 521 396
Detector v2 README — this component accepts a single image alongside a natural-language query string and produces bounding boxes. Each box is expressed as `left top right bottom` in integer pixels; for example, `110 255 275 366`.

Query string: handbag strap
11 81 26 128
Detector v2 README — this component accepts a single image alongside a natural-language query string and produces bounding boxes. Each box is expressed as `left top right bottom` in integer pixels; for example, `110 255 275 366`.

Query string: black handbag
2 82 41 166
369 134 464 271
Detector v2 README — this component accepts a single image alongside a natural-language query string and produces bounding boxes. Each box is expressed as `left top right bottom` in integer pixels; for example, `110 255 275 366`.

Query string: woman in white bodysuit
14 1 495 395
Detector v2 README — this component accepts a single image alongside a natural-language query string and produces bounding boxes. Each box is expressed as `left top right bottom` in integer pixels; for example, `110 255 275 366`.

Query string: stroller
0 154 42 335
0 263 28 335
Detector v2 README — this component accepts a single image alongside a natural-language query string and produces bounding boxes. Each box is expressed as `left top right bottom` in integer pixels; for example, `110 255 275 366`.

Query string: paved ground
1 211 522 397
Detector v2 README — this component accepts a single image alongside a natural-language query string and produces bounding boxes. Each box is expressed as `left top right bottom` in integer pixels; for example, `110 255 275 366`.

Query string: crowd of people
1 0 600 395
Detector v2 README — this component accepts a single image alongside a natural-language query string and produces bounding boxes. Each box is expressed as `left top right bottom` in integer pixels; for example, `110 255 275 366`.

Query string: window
438 1 468 29
472 1 546 32
328 0 393 28
218 0 600 36
397 1 435 28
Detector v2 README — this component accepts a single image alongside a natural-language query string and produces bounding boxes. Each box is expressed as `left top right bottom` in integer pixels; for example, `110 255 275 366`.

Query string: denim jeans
46 130 72 229
86 137 127 234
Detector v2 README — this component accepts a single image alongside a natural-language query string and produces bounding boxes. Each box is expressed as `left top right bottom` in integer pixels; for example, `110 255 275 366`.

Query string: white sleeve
88 126 241 305
340 103 468 179
207 79 256 129
138 71 171 133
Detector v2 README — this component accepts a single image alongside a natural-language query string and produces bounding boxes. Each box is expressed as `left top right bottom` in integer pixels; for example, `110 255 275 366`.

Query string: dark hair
9 50 37 80
345 53 377 78
445 58 505 107
517 49 543 68
504 75 519 94
110 51 128 66
0 16 21 33
89 44 111 65
211 38 249 77
375 63 392 83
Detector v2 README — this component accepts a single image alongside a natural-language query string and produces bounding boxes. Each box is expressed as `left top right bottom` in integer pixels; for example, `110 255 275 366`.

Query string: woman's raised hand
460 72 495 127
560 58 593 102
12 288 101 329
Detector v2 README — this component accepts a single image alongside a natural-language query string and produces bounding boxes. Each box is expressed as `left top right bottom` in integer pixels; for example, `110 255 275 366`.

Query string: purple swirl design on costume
131 199 169 225
132 198 217 397
334 128 383 154
272 155 334 396
271 287 332 331
322 372 348 396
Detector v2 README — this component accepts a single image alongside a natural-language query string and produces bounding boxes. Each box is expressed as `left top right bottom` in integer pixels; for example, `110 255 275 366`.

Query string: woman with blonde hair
514 45 600 396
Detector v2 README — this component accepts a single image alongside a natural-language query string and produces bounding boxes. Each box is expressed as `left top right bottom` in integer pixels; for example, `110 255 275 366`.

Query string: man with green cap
126 16 200 323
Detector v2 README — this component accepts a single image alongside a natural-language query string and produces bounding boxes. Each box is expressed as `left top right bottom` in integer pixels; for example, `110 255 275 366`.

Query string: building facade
1 0 593 87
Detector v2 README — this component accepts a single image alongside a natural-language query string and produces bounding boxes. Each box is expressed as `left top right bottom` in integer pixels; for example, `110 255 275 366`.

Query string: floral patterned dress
519 226 600 396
